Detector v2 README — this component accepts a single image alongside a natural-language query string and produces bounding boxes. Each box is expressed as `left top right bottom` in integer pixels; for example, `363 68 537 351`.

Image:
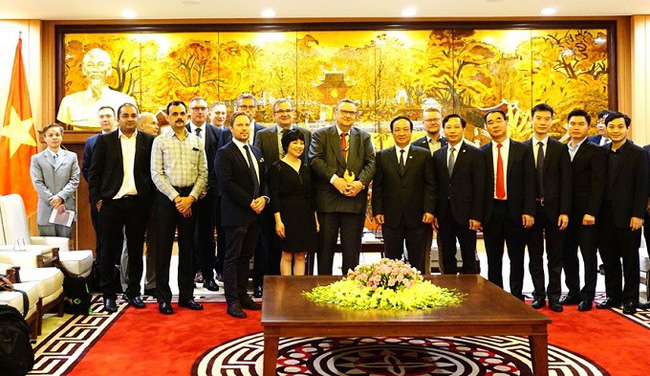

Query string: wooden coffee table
261 275 551 375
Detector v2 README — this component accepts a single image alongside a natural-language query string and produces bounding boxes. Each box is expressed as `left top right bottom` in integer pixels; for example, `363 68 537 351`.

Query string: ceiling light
122 9 137 18
594 37 607 44
401 7 417 17
261 9 276 18
540 8 557 16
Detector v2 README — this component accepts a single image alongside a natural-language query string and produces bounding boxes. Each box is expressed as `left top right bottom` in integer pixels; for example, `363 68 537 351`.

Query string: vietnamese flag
0 37 38 216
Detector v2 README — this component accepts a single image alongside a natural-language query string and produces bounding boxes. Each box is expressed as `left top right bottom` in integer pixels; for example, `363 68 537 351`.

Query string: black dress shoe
596 298 621 309
227 303 247 318
103 297 117 313
127 296 145 309
639 301 650 309
144 288 157 296
531 298 546 309
622 301 637 315
241 297 262 310
159 302 174 315
578 300 593 311
548 301 564 312
178 299 204 310
204 280 219 292
253 285 263 298
215 272 223 282
559 295 581 305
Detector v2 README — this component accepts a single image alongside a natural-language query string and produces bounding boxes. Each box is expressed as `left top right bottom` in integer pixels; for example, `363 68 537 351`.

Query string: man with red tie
480 109 536 301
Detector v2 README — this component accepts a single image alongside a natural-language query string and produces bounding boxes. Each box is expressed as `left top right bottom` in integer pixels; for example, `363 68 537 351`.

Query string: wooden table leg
529 333 548 376
263 332 279 376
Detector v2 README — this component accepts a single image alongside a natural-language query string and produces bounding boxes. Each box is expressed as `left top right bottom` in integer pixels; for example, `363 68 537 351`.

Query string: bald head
138 112 159 136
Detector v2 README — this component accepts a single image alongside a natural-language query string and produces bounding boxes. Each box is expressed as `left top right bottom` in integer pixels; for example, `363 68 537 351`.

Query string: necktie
399 149 405 174
341 132 348 161
243 145 260 197
496 143 506 199
536 141 544 199
448 146 456 175
195 127 202 138
279 129 287 158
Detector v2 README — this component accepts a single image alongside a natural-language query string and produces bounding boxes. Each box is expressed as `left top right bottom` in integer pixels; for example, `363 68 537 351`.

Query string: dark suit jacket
434 142 485 225
219 122 265 148
254 125 312 165
569 140 606 218
215 141 268 227
587 134 606 145
82 133 100 182
185 122 222 190
481 139 536 225
524 137 572 221
88 130 155 206
414 135 448 154
309 125 376 214
603 140 648 228
372 145 435 228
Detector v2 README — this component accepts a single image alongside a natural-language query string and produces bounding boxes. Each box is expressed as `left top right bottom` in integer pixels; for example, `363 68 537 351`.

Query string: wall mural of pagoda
62 28 609 150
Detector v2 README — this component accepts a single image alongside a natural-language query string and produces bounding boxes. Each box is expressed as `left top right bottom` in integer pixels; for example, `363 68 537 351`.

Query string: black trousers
223 221 260 305
192 188 217 283
438 210 478 274
99 196 149 300
598 203 641 304
382 223 430 273
144 197 158 290
90 203 103 262
317 212 365 275
156 189 196 303
252 210 275 287
483 200 526 300
214 195 226 277
526 204 565 302
563 215 599 301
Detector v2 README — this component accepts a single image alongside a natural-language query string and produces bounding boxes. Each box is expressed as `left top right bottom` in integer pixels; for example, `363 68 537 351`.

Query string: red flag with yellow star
0 37 38 216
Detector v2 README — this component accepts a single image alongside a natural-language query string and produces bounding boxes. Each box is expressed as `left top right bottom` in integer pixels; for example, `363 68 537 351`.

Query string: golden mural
61 28 609 147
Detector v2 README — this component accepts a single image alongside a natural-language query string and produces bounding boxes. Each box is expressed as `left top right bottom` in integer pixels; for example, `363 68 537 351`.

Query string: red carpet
67 303 649 376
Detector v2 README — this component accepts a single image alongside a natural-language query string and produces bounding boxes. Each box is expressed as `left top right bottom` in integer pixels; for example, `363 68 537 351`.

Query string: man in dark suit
413 106 447 155
217 93 266 297
186 96 221 292
596 112 648 315
215 111 268 318
586 110 611 146
82 106 117 268
480 109 536 301
88 103 154 313
254 98 312 280
433 114 485 274
524 103 572 312
561 109 606 312
372 116 435 273
309 99 376 275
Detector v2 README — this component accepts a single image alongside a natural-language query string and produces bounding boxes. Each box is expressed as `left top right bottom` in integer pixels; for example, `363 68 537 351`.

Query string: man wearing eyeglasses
219 93 265 147
309 98 376 275
415 107 448 156
186 96 222 292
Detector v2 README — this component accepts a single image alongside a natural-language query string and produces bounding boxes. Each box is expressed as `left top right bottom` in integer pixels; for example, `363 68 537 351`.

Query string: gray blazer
254 125 312 165
30 149 80 225
309 125 376 214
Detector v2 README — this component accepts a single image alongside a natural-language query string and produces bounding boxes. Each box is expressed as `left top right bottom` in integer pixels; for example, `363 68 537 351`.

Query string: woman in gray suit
29 123 80 238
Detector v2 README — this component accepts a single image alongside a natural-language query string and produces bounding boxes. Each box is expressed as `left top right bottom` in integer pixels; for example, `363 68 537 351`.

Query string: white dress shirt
492 138 510 199
189 121 207 149
532 135 549 166
232 138 260 183
446 140 464 172
426 135 444 155
568 138 587 161
395 144 411 166
114 129 138 199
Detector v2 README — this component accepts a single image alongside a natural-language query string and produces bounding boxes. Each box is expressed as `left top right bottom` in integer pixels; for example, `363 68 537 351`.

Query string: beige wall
0 20 41 135
632 15 650 145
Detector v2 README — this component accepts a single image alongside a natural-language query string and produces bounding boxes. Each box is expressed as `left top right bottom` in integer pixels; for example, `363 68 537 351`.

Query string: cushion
0 281 40 319
19 267 64 303
0 249 54 269
59 250 94 277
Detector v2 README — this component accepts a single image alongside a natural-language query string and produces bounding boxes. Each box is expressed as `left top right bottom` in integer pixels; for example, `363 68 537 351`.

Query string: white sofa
0 264 42 338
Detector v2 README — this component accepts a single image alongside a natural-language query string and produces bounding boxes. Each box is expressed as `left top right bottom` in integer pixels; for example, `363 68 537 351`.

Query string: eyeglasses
338 110 357 116
190 107 207 112
423 118 442 123
237 105 256 110
274 109 293 114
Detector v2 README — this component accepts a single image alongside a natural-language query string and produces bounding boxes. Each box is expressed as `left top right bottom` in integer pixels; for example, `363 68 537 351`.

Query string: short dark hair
442 114 467 128
236 93 257 106
335 98 358 111
390 116 413 131
531 103 554 117
598 110 611 119
117 103 138 117
281 129 306 153
273 98 294 112
567 109 591 125
605 111 631 127
483 109 507 122
166 101 187 114
43 123 64 135
229 111 251 127
97 106 115 116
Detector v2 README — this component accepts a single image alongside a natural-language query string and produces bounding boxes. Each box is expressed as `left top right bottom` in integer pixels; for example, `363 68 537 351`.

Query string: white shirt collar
569 137 587 150
493 137 510 148
48 148 61 159
336 125 351 136
118 128 137 139
532 134 549 146
396 143 411 154
232 137 250 149
276 124 294 133
447 139 464 150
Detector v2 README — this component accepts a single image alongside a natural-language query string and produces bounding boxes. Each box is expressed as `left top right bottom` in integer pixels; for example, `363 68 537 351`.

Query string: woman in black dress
269 129 319 276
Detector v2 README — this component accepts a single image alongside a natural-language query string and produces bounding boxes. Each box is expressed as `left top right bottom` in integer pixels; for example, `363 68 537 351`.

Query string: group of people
29 94 650 319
